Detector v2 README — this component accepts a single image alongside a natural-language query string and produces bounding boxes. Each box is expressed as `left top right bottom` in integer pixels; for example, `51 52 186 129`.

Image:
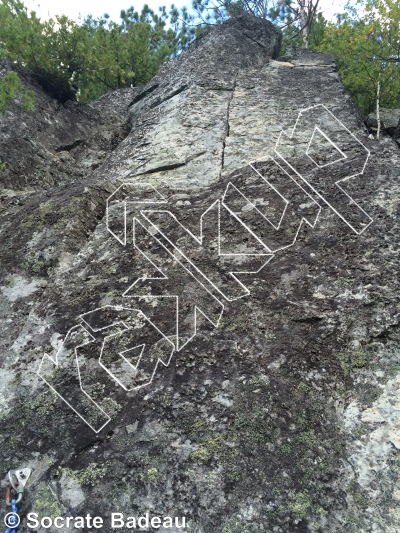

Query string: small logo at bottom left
4 511 20 528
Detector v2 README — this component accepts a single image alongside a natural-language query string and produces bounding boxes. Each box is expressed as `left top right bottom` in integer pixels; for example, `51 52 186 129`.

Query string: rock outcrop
1 14 400 533
367 107 400 145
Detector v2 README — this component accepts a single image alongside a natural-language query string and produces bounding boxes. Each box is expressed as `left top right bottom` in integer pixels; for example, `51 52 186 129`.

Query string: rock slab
1 14 400 533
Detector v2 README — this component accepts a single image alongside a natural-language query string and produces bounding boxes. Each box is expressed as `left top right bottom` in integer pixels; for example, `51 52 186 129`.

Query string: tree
316 0 400 116
293 0 321 48
0 70 34 114
191 0 322 48
0 1 89 101
0 0 198 103
76 5 198 102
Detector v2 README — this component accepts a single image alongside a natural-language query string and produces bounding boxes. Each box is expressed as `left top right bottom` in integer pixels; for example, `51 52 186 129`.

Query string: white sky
24 0 349 23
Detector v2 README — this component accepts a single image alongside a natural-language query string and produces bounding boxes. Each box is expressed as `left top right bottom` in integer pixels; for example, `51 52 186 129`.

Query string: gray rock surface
0 60 134 191
367 107 400 144
1 14 400 533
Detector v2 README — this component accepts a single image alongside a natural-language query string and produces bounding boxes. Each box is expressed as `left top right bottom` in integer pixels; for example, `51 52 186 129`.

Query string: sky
24 0 349 24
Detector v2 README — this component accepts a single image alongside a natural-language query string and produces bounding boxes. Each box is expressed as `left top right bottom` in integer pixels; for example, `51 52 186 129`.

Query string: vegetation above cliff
194 0 400 116
315 0 400 115
0 0 399 117
0 0 199 103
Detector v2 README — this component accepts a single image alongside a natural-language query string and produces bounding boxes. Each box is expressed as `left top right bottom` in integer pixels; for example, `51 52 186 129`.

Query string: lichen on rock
1 13 400 533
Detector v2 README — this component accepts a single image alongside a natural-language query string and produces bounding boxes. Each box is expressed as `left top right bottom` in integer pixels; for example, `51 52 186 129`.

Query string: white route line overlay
139 201 274 302
37 104 374 432
227 156 321 255
126 216 225 351
80 306 176 392
38 324 111 434
37 307 175 433
274 104 373 235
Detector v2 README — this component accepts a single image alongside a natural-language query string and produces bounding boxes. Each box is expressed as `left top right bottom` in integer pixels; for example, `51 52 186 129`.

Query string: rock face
1 14 400 533
367 107 400 145
0 61 134 192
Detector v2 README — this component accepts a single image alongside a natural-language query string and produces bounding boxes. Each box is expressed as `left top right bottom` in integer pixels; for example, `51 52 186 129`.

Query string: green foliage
191 0 299 24
308 11 326 48
1 0 398 124
280 10 327 53
0 70 34 113
0 0 198 103
315 0 400 116
72 462 109 486
0 68 34 171
192 0 322 50
78 5 198 101
0 1 83 101
146 467 158 481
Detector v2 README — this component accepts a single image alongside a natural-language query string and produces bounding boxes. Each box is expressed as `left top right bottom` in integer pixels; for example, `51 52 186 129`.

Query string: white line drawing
126 217 225 351
224 156 321 254
38 104 374 432
80 305 176 391
140 201 274 302
106 183 167 245
306 126 347 168
37 324 111 433
38 306 176 431
274 104 372 235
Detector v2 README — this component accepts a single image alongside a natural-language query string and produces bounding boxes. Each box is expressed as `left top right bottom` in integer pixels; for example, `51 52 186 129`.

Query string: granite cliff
1 14 400 533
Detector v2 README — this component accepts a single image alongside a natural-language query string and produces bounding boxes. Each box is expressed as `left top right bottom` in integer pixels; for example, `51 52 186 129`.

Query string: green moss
338 349 368 376
98 397 122 418
56 462 110 487
296 430 318 446
147 467 158 481
248 373 270 386
276 442 292 456
220 318 238 332
23 390 58 423
188 418 207 437
221 517 254 533
296 382 311 394
224 466 242 482
221 376 345 526
288 491 313 519
336 277 355 289
20 204 54 232
72 462 109 486
187 421 241 479
130 285 151 296
102 266 117 275
191 435 224 463
218 314 253 333
348 480 370 509
34 486 61 521
22 253 52 275
87 382 105 400
20 198 87 237
233 406 276 448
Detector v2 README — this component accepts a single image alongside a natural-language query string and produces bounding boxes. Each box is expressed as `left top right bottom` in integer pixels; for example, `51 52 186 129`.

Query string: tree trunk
298 0 309 48
376 72 381 140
